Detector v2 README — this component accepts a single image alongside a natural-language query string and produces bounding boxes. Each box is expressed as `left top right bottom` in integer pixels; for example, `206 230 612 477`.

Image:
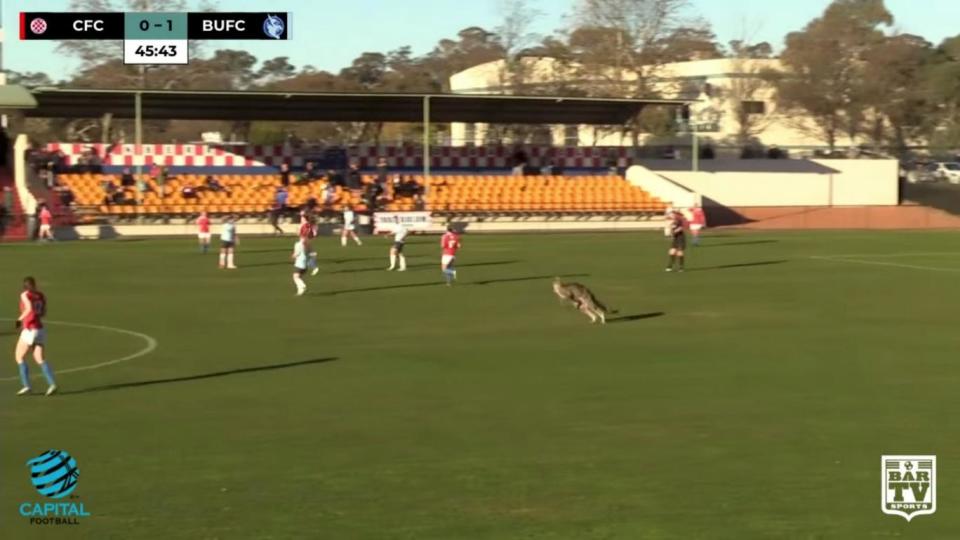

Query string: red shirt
441 232 460 256
40 208 53 225
298 222 314 240
198 216 210 233
19 290 46 330
691 207 706 226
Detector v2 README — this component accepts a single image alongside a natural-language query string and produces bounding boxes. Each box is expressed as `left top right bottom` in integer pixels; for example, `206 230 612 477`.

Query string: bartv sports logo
19 450 91 526
882 455 936 522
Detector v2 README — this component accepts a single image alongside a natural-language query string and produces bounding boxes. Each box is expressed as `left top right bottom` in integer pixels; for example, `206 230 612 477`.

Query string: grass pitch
2 230 959 539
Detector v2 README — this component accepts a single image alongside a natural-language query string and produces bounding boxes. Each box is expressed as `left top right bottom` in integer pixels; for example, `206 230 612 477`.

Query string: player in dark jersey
666 211 687 272
15 277 57 396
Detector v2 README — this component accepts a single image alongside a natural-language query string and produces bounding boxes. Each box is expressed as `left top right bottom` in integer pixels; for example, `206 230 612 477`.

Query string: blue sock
443 269 453 284
40 362 56 386
18 363 30 388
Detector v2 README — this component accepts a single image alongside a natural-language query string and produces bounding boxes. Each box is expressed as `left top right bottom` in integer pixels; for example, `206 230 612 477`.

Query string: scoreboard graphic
19 12 290 65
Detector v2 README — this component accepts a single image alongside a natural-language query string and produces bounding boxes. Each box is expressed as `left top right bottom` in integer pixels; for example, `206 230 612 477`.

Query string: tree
255 57 297 85
774 0 893 150
924 35 960 153
657 27 723 62
861 34 935 154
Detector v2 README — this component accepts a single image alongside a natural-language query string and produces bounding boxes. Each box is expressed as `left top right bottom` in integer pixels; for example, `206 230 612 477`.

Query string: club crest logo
882 455 936 521
263 14 285 39
30 18 48 35
27 450 80 499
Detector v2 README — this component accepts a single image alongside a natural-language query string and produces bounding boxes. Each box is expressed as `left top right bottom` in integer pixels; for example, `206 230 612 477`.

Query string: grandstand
57 172 665 216
2 87 685 236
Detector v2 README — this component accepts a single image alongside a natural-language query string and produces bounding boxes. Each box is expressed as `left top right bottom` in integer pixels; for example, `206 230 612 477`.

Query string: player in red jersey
298 211 319 275
197 211 211 253
14 277 57 396
38 204 55 241
440 225 461 285
689 205 706 246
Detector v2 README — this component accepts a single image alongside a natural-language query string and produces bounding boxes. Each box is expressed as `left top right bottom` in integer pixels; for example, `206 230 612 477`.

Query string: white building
448 57 837 149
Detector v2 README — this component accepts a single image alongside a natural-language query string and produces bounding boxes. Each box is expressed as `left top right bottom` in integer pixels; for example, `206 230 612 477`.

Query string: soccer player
298 211 319 276
197 211 211 254
440 225 460 285
219 217 238 269
666 210 687 272
387 223 408 271
291 238 309 296
14 277 57 396
340 204 362 247
690 205 706 246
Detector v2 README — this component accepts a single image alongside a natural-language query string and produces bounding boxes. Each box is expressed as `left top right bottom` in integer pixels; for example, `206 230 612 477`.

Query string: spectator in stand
205 175 229 194
376 158 389 186
120 167 136 187
56 185 76 208
346 161 362 191
413 193 426 211
181 184 198 199
323 180 335 207
102 179 119 205
279 163 291 187
149 163 160 180
136 176 151 196
155 165 170 197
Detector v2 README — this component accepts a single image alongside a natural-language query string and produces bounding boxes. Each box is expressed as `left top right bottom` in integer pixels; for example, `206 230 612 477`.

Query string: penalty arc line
0 319 158 381
809 256 960 273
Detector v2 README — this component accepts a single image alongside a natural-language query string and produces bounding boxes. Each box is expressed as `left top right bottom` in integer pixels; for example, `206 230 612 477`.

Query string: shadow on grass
317 273 587 296
472 273 587 285
687 260 787 272
61 357 339 395
696 240 778 248
329 259 520 274
607 312 665 324
244 248 292 254
240 261 290 268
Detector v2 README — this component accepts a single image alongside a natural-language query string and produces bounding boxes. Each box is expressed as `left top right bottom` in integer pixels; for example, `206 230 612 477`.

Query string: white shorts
344 224 355 232
690 224 703 232
441 254 456 267
19 328 46 346
198 232 211 240
39 224 52 234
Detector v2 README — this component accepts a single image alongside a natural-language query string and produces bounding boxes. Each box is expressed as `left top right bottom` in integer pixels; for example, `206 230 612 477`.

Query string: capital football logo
882 455 936 521
27 450 80 499
30 18 48 35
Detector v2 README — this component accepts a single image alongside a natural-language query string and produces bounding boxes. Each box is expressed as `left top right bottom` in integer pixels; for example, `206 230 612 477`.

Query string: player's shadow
329 259 519 274
316 273 586 296
472 272 587 285
688 260 787 272
240 261 290 268
607 312 665 324
243 248 291 254
696 240 778 248
60 357 339 395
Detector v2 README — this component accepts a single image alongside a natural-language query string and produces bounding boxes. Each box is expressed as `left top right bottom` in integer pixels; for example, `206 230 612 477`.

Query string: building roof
0 85 39 109
24 88 689 125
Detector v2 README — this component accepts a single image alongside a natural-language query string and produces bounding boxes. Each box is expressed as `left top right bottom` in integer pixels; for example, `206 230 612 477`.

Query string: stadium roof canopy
25 87 689 125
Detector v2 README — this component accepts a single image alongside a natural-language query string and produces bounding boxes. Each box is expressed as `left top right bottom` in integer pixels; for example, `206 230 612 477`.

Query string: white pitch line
810 256 960 273
0 319 158 381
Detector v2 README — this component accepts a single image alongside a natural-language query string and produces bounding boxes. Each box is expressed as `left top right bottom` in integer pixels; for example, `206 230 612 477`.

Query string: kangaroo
552 277 616 324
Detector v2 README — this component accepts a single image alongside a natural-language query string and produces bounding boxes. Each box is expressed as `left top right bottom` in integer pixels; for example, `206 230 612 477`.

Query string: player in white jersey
291 238 309 295
340 205 363 247
386 223 408 271
219 218 238 269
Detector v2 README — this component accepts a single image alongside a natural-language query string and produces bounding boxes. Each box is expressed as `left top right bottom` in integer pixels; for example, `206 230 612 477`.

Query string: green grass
2 230 959 539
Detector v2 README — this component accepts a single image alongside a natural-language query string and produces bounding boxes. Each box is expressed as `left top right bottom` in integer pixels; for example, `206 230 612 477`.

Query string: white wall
626 165 698 208
641 159 898 207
